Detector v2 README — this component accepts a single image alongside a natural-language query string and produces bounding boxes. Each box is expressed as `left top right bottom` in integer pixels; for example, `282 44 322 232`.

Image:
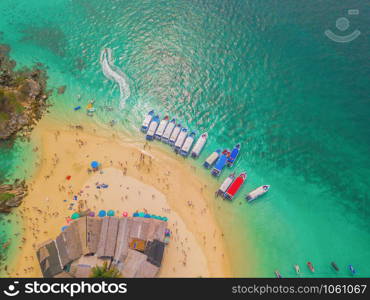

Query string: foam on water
100 47 131 109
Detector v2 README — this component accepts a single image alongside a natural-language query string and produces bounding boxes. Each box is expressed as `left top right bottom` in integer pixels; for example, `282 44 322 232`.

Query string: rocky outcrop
0 179 27 213
0 43 50 140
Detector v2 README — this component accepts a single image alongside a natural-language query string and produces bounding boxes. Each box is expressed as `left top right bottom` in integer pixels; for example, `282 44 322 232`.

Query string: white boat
174 128 188 152
246 185 270 202
146 115 160 141
141 110 154 133
203 149 221 168
154 116 169 140
294 264 300 274
169 124 182 146
180 132 196 156
162 118 176 143
191 132 208 158
217 173 235 197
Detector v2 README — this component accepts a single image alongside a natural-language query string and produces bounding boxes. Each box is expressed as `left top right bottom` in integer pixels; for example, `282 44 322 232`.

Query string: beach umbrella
71 212 80 219
61 226 68 232
91 161 99 169
107 209 115 216
98 210 106 217
122 211 128 217
162 217 168 222
138 212 145 217
144 214 151 218
88 211 95 217
133 212 139 217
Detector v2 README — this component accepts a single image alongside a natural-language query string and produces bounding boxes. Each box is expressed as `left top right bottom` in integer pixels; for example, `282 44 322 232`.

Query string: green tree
89 262 121 278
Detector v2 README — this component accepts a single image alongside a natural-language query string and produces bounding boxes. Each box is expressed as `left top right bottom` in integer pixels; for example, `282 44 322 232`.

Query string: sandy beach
8 115 231 277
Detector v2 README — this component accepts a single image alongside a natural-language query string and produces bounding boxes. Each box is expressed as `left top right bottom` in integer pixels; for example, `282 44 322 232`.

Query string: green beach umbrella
71 212 80 219
107 209 115 216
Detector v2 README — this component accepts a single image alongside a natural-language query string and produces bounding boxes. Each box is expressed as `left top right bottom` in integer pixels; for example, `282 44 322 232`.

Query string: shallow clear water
0 0 369 277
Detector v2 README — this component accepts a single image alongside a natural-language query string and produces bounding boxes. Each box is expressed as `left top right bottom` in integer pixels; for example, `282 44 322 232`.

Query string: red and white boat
224 172 247 200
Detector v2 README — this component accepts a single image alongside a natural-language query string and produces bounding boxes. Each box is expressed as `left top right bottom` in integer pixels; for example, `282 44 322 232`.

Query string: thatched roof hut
145 239 165 267
136 261 160 278
121 249 148 278
73 217 89 255
61 220 83 261
96 217 119 257
86 217 102 254
36 239 63 278
113 217 132 266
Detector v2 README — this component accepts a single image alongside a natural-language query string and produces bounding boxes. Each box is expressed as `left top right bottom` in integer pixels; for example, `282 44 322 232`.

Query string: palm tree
90 261 121 278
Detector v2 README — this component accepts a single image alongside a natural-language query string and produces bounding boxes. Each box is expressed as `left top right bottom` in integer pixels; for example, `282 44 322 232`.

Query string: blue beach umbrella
144 214 151 218
91 161 99 169
98 210 107 217
133 212 139 217
107 209 115 216
61 226 68 232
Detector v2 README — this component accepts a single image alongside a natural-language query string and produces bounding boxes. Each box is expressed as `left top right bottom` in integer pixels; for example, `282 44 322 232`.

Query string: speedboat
349 265 356 275
180 131 196 156
174 128 188 153
274 270 282 278
246 185 270 202
169 124 182 146
211 150 230 177
216 173 235 197
224 172 246 200
154 115 169 140
141 110 154 133
203 149 221 168
294 264 300 274
161 118 176 143
227 143 240 167
307 262 315 273
146 115 160 141
331 262 339 271
191 132 208 158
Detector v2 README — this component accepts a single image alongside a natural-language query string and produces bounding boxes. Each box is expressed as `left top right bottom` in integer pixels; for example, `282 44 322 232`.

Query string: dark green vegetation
90 262 121 278
0 44 49 140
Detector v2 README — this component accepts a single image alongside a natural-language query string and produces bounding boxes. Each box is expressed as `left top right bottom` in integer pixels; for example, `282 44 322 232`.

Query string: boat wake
100 48 131 109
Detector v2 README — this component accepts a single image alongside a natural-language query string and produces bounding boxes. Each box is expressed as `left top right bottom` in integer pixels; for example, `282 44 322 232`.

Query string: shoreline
8 113 232 277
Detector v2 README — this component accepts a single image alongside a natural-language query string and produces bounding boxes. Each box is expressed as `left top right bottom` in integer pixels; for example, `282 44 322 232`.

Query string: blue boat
349 265 356 275
211 149 230 176
141 110 154 133
146 115 160 140
227 143 241 167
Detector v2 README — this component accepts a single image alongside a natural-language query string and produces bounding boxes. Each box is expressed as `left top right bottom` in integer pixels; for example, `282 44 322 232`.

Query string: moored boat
162 118 176 143
227 143 241 167
307 262 315 273
191 132 208 158
246 185 270 202
224 172 246 200
169 124 182 146
180 131 196 156
146 115 160 141
217 173 235 197
154 115 169 140
203 149 221 168
141 110 154 133
174 128 188 152
211 150 230 176
331 262 339 271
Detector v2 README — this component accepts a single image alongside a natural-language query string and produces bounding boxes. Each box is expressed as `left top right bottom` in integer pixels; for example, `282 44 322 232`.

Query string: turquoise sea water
0 0 369 277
